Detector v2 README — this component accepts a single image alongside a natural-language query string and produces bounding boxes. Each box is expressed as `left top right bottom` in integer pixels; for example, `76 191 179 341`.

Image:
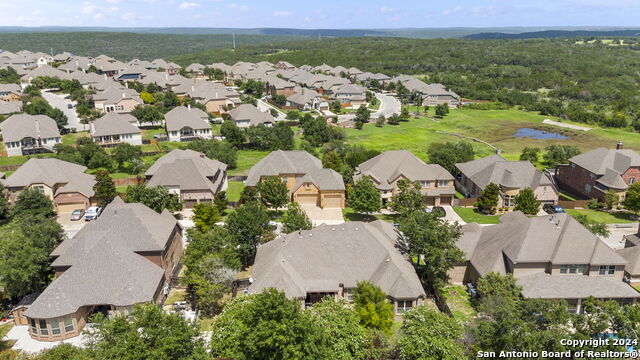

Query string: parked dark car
67 103 73 109
543 204 565 214
425 207 446 217
70 209 85 221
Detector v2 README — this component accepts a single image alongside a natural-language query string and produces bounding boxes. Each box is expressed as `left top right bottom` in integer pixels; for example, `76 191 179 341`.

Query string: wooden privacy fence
0 164 22 172
454 197 478 207
112 177 143 187
557 200 591 209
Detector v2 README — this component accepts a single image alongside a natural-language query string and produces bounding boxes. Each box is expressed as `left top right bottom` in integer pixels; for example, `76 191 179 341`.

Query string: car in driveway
84 206 102 221
425 206 446 217
70 209 85 221
543 204 565 214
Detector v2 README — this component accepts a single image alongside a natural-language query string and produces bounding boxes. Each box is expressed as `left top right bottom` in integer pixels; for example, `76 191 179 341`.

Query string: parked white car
84 206 102 221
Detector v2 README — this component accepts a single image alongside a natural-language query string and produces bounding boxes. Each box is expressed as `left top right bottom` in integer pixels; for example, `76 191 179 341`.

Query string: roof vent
187 104 191 110
548 215 554 222
354 227 358 231
341 228 345 231
385 258 390 263
309 233 313 237
331 228 335 231
555 220 560 228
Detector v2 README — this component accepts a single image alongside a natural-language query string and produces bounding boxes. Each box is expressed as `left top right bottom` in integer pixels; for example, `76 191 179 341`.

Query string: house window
630 178 636 184
30 318 37 333
33 186 44 193
437 180 448 187
345 288 354 301
64 315 74 333
560 264 568 274
51 319 61 335
39 319 48 336
599 265 616 275
584 184 592 194
503 195 515 207
420 181 430 188
589 173 596 180
396 300 413 314
561 264 586 274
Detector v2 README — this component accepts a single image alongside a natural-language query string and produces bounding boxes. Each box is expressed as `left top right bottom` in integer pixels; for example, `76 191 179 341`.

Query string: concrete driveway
41 90 88 131
300 205 345 226
257 99 286 121
56 212 88 239
372 92 401 119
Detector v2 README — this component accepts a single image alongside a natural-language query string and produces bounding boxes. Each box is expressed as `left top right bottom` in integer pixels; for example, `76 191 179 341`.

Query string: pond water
514 128 568 140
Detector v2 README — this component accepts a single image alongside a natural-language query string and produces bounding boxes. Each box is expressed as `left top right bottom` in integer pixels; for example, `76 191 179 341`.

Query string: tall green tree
187 139 237 168
130 105 164 125
604 189 620 209
352 281 395 334
183 254 235 317
0 184 10 224
221 120 246 147
11 187 56 219
123 183 182 213
210 289 331 360
396 306 465 360
543 145 581 166
192 203 221 232
519 147 540 163
225 201 273 265
476 272 522 299
398 210 464 291
112 143 143 173
93 170 118 208
256 176 289 211
572 213 610 237
624 182 640 214
475 182 500 215
513 187 540 215
355 106 371 123
281 202 312 234
349 177 382 214
389 179 424 215
427 141 474 175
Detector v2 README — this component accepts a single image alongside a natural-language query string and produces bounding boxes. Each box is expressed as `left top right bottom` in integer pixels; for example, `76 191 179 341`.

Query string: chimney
191 85 195 92
617 141 623 150
122 92 126 99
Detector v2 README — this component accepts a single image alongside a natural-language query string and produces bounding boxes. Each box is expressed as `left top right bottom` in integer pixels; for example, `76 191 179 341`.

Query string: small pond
513 128 568 140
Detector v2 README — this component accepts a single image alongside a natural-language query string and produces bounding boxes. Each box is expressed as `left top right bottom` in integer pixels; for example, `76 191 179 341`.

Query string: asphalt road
337 92 402 122
41 90 88 131
257 99 286 121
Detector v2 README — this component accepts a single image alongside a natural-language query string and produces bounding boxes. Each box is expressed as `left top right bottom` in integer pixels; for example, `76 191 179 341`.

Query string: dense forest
170 36 640 129
0 32 307 61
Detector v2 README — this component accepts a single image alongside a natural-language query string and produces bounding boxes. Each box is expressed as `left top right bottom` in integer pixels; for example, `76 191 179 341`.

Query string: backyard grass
226 181 245 202
566 209 638 224
230 150 269 176
452 207 502 224
165 288 187 305
344 108 640 162
342 207 399 223
141 127 166 140
62 131 88 145
441 285 476 322
198 317 215 332
0 324 16 356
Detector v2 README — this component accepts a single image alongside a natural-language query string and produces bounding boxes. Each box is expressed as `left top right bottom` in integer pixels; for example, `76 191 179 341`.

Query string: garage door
425 197 436 206
296 194 318 206
440 196 453 206
323 195 343 208
184 200 198 209
57 203 86 214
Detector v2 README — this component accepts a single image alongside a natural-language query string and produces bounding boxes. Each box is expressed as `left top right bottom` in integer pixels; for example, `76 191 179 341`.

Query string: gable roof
0 113 60 143
228 104 275 127
246 150 345 191
5 158 95 198
0 100 22 115
25 198 178 319
456 154 553 191
250 221 425 300
517 273 640 299
356 150 454 191
570 148 640 175
91 113 140 137
146 149 227 193
164 106 210 131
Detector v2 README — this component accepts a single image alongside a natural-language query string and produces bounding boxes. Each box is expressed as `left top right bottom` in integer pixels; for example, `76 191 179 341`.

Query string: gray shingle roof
355 150 454 191
146 149 227 193
0 84 21 94
456 154 553 191
250 221 426 300
228 104 275 127
570 148 640 175
246 150 345 191
164 106 210 131
5 158 96 198
0 100 22 115
518 273 640 299
91 113 140 137
0 113 60 143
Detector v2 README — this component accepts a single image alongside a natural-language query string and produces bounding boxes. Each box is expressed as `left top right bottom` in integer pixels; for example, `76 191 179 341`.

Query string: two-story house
0 84 22 101
164 106 212 142
93 87 143 114
556 144 640 202
227 104 275 128
14 198 183 341
451 211 640 313
354 150 455 206
246 150 345 208
90 113 142 147
333 83 367 108
456 154 558 209
145 149 227 208
0 114 61 156
249 221 425 313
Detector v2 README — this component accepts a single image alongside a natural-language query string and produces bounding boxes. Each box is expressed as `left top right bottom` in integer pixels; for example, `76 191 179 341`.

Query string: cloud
179 2 199 10
82 2 118 20
228 3 248 11
105 0 122 3
379 6 396 13
272 10 292 17
443 5 463 15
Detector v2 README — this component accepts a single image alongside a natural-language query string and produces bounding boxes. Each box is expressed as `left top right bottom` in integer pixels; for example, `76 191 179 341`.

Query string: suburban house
452 211 640 313
333 83 367 108
16 198 183 341
246 150 346 208
0 83 22 101
93 87 143 114
285 88 322 110
227 104 275 128
0 114 61 156
390 76 460 107
354 150 456 206
0 101 22 115
456 154 558 209
145 149 227 208
556 145 640 202
184 81 240 115
90 113 142 146
164 106 212 142
4 158 96 213
618 225 640 283
249 221 426 313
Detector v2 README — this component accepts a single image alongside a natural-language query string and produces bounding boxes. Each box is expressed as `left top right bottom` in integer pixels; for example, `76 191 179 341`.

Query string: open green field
566 209 637 224
452 207 502 224
344 108 640 164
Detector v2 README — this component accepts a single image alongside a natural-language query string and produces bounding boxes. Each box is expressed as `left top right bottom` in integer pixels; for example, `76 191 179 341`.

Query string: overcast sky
1 0 638 28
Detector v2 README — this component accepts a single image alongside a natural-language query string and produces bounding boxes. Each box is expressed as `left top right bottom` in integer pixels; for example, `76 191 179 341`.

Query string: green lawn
165 289 187 305
0 324 16 357
345 108 640 163
566 209 637 224
158 141 187 152
441 285 476 322
453 207 502 224
226 181 245 202
342 207 399 223
141 127 166 141
230 150 269 176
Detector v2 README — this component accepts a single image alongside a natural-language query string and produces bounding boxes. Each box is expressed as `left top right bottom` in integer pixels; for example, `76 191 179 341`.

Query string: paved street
257 99 286 121
372 92 401 119
41 90 88 131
